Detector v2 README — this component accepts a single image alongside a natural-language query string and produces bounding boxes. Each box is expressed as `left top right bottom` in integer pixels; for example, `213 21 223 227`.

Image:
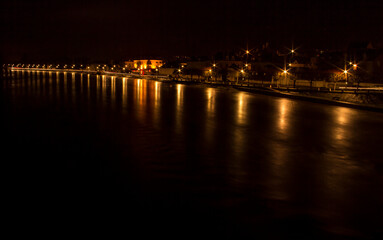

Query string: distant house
125 59 163 70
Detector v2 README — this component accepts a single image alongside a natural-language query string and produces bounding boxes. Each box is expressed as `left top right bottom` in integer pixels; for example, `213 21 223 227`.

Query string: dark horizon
1 0 383 62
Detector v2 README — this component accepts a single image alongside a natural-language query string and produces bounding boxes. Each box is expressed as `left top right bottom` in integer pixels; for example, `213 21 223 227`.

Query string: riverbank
163 78 383 112
6 67 383 112
235 86 383 113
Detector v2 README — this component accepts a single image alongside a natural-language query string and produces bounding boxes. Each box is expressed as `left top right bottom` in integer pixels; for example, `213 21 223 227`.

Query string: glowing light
177 84 183 108
283 70 287 74
206 88 215 114
237 92 247 125
344 70 348 74
241 69 244 73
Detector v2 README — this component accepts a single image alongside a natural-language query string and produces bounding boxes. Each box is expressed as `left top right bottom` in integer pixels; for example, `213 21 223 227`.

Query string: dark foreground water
2 70 382 239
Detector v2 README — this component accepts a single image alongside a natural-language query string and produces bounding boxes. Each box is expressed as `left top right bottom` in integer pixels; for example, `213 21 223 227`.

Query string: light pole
344 70 348 86
212 63 217 81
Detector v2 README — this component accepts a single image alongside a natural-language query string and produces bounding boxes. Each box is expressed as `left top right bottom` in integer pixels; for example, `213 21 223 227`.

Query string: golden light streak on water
111 76 116 104
236 92 247 125
96 75 100 90
175 84 184 133
176 84 183 108
42 70 46 93
122 77 127 108
205 87 216 145
102 75 106 102
49 71 53 99
207 88 215 115
154 81 160 105
80 73 83 92
63 72 68 97
277 98 291 133
332 107 354 143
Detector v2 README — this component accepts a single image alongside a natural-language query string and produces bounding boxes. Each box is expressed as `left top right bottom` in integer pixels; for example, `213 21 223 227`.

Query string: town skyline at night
2 1 383 239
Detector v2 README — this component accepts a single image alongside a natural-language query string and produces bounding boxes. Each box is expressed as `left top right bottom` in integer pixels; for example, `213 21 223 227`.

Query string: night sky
1 0 383 62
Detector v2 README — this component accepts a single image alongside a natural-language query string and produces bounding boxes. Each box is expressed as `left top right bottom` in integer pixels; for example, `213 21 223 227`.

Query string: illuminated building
130 59 163 70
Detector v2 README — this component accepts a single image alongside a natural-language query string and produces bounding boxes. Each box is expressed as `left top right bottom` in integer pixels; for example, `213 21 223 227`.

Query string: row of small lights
9 64 159 74
7 63 132 70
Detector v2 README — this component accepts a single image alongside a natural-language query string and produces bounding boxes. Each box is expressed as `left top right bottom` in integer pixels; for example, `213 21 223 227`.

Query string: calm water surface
2 70 382 238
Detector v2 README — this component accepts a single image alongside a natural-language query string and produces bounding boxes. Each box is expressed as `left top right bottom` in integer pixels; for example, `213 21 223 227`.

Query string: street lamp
344 70 348 85
281 69 289 87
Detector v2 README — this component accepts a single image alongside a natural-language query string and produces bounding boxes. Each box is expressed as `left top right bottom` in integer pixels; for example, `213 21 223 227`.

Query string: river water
2 70 382 238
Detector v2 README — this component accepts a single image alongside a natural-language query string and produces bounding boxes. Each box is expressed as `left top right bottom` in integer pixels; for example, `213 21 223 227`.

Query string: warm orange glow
133 60 163 69
237 92 247 125
344 70 348 74
206 88 215 114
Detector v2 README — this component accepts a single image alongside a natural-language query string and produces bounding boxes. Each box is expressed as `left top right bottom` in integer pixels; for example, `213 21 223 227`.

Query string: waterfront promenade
6 67 383 112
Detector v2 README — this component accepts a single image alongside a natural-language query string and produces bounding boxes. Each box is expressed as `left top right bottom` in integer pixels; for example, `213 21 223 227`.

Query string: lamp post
283 70 287 87
212 63 216 81
344 70 348 86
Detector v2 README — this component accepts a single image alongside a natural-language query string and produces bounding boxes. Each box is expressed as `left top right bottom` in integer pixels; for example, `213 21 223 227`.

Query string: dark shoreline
5 68 383 113
160 78 383 113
